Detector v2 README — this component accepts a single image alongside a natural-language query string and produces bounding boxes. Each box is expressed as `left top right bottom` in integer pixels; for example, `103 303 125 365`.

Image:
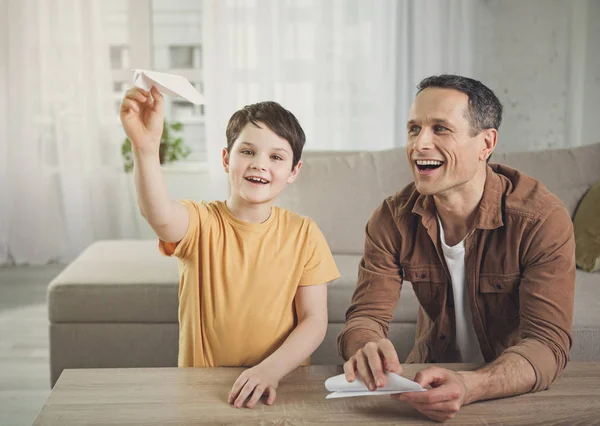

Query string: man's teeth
416 160 443 166
247 177 268 184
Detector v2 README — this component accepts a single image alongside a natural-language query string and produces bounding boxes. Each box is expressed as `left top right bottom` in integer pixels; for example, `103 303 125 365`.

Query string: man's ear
222 148 230 173
480 128 498 161
287 160 303 184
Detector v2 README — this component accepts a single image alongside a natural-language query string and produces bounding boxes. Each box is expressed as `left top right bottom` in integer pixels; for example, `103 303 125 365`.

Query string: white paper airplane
325 372 426 399
132 69 205 105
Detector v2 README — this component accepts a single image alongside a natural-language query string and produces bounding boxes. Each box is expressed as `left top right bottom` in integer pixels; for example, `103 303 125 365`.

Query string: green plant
121 120 192 172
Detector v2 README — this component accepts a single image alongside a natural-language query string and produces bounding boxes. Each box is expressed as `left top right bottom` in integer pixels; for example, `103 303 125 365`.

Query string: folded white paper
132 69 205 105
325 372 426 399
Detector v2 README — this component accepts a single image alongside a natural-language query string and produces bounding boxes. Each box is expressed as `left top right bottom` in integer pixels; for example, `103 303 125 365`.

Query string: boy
120 87 340 409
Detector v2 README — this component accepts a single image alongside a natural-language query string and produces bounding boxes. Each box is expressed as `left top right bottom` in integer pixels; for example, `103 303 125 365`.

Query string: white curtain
0 0 138 265
0 2 8 264
202 0 478 188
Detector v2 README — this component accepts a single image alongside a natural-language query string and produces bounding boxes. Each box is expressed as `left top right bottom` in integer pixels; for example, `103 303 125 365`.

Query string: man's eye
434 125 447 132
408 126 420 134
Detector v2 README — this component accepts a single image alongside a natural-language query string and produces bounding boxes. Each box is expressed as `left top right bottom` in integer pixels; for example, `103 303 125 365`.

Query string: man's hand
120 86 164 156
228 365 279 409
393 367 469 423
343 338 403 391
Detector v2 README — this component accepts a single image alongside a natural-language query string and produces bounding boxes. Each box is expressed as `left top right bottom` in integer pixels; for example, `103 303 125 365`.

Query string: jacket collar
411 165 504 231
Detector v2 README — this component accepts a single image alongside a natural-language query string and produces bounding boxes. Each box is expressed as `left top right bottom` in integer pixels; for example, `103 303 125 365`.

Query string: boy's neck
225 196 273 224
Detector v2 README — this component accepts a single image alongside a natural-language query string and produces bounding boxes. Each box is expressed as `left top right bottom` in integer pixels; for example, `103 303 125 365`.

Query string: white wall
107 0 599 159
582 0 600 149
472 0 600 153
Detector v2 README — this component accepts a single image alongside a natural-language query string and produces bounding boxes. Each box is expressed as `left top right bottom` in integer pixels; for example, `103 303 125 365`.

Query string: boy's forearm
259 315 327 381
133 151 177 226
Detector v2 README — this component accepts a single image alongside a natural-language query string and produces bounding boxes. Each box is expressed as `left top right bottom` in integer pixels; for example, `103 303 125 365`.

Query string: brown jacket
338 164 575 392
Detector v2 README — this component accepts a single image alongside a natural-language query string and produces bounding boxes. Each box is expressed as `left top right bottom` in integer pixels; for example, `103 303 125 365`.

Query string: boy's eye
271 155 283 161
241 149 254 155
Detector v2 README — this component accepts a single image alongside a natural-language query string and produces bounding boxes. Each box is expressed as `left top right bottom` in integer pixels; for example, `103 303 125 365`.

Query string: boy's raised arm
120 87 189 243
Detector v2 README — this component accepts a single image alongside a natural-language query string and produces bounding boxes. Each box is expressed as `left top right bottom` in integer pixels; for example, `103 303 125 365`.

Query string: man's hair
417 75 503 137
225 101 306 169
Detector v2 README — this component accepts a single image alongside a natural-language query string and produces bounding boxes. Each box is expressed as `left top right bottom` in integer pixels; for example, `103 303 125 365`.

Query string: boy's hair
225 101 306 168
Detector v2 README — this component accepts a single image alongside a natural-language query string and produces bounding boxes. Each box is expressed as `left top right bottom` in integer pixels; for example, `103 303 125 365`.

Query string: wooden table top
34 362 600 425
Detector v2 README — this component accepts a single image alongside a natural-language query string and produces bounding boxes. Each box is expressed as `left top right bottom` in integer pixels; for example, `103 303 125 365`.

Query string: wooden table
34 363 600 425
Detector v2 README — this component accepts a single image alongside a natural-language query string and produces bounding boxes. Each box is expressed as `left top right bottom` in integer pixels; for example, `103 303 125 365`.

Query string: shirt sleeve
298 220 341 287
502 204 575 392
158 200 210 259
336 199 403 360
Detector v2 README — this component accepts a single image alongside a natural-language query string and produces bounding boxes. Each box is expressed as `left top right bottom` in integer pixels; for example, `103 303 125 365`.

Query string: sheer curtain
396 0 479 144
202 0 479 188
0 0 137 265
0 1 8 264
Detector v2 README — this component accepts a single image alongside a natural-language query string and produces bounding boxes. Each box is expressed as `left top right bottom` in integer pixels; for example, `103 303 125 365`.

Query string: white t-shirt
437 215 485 364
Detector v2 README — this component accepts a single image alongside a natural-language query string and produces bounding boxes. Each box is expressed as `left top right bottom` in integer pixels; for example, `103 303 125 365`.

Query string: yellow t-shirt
159 200 340 367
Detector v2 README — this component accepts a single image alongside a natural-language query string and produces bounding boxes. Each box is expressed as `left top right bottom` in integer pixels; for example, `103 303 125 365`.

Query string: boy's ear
222 148 230 173
287 160 302 184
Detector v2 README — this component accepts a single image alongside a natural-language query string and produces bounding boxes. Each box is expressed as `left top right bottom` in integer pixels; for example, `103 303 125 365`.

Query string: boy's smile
245 176 270 185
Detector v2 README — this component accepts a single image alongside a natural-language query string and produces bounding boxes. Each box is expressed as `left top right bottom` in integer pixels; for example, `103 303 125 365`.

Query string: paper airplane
325 372 426 399
132 69 205 105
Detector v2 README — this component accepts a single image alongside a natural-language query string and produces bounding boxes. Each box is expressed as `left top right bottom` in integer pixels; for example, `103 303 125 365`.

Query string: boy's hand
119 86 164 156
228 365 279 409
343 338 403 391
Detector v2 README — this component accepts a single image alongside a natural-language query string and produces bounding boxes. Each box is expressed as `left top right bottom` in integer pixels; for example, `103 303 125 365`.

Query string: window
110 46 129 69
107 0 206 164
169 46 202 69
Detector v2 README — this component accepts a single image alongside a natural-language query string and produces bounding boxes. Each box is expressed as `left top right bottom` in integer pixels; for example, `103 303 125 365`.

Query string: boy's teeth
247 177 268 184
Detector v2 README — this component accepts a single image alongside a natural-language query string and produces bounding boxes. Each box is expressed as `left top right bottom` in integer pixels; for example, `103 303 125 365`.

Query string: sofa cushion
49 241 597 333
278 149 413 254
573 270 600 328
48 242 419 325
329 255 419 323
280 143 600 254
48 240 179 323
570 270 600 361
574 181 600 272
493 143 600 217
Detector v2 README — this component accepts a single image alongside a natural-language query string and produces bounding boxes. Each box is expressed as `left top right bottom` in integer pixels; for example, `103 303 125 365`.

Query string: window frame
111 0 207 166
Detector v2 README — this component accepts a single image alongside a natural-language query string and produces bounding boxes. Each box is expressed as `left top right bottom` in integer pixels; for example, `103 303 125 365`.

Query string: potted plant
121 120 192 172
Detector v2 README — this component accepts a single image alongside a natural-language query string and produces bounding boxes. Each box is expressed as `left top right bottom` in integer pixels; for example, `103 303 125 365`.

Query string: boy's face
222 122 302 205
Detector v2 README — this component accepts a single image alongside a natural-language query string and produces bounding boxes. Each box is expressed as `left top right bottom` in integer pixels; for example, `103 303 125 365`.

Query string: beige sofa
47 142 600 387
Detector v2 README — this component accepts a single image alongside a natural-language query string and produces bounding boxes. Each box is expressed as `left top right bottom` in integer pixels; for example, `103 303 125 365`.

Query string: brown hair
417 74 503 137
225 101 306 168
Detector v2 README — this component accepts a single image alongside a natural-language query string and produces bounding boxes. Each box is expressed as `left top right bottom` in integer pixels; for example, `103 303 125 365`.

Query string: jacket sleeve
503 204 575 392
337 199 404 360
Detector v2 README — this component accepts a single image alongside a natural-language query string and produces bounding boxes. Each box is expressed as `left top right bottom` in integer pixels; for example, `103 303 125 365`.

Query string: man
337 75 575 422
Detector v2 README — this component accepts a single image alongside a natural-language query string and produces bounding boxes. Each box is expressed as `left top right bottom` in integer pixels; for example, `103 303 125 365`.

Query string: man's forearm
133 151 177 226
340 325 384 360
260 316 327 381
459 352 536 405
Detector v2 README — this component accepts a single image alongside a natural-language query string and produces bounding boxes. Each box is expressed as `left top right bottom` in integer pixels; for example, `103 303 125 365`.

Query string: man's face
222 122 301 205
406 87 490 196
